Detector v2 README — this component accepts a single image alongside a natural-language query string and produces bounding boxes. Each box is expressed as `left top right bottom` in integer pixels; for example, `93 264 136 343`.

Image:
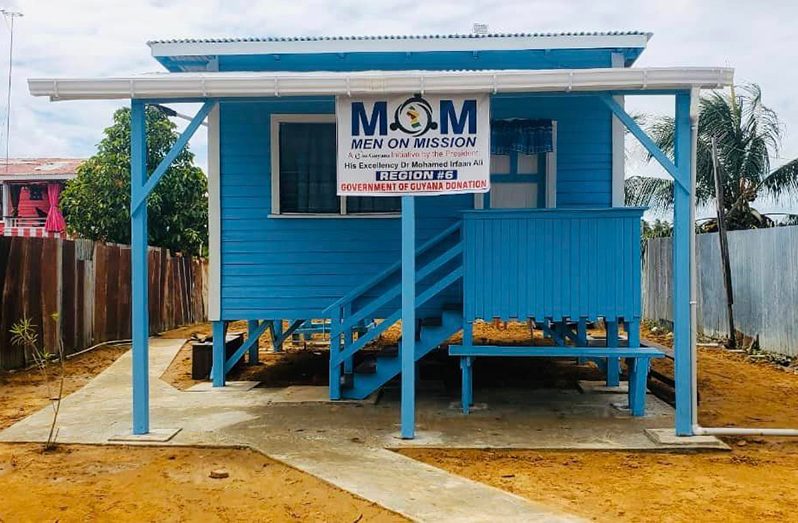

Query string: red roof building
0 158 83 238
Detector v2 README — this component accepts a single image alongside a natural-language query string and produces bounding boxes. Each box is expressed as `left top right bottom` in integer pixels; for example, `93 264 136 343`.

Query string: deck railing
4 216 47 228
461 207 645 323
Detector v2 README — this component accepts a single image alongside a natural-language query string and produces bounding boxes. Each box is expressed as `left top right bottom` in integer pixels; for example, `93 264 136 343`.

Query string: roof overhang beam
29 67 733 102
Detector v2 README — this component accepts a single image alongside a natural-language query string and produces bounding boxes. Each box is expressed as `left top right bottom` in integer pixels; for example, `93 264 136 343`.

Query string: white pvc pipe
689 88 700 430
694 426 798 437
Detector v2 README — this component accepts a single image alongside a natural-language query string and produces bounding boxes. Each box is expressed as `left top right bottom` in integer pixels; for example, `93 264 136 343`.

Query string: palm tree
625 84 798 230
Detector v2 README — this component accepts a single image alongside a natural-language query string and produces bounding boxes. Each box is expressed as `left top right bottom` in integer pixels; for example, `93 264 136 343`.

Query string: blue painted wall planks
215 47 620 320
219 93 615 319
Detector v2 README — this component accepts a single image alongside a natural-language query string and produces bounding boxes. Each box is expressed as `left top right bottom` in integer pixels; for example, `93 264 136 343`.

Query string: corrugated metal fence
0 236 208 370
643 226 798 356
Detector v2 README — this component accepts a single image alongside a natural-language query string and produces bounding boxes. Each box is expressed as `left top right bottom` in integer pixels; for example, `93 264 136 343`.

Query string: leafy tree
642 219 673 240
61 107 208 255
625 84 798 230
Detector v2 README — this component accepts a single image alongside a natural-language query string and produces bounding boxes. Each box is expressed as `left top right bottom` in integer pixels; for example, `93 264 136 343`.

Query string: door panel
490 183 538 209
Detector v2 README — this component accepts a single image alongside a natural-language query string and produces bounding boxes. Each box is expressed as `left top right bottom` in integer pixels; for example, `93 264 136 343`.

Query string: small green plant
10 314 65 451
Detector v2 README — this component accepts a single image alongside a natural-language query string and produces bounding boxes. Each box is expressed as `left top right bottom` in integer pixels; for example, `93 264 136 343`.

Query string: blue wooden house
29 31 733 439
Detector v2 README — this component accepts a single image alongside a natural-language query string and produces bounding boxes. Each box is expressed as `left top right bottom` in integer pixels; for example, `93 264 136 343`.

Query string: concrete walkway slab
577 380 631 394
0 337 584 522
187 380 261 392
1 336 729 521
646 428 730 450
265 385 378 404
109 428 181 442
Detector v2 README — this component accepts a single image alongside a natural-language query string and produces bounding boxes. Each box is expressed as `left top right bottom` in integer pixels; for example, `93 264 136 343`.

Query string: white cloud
1 0 796 213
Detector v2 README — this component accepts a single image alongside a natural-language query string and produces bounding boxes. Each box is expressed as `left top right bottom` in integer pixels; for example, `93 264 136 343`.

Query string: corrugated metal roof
0 158 84 178
148 31 652 45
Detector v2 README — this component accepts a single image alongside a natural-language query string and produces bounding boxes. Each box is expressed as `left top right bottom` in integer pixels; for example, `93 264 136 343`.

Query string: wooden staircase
324 222 464 400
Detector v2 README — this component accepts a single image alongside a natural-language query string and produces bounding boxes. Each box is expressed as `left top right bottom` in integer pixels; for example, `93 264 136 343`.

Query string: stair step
378 344 399 357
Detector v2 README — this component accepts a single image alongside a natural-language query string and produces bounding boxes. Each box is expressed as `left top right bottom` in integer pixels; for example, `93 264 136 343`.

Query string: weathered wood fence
643 226 798 356
0 236 208 370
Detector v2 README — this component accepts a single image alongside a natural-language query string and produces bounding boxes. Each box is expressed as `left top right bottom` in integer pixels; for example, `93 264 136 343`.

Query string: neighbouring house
29 31 733 440
0 158 80 237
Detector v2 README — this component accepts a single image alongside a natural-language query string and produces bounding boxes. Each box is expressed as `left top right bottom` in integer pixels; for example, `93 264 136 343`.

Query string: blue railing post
400 195 416 439
673 92 694 435
130 99 149 435
329 308 342 400
343 303 354 374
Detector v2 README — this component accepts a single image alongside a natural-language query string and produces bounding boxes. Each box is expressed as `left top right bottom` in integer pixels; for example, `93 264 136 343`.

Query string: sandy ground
160 321 331 390
401 324 798 523
7 320 798 522
0 344 129 431
0 444 403 523
0 328 404 523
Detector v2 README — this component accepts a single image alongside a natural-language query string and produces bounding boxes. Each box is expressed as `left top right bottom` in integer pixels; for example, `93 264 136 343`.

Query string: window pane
347 196 401 213
279 122 339 213
517 153 540 174
490 154 511 174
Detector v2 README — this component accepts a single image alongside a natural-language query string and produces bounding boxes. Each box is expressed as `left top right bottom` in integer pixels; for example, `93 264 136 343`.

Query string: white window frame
270 113 399 218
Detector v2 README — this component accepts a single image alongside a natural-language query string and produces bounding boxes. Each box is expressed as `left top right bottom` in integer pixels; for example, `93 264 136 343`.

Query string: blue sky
1 0 797 215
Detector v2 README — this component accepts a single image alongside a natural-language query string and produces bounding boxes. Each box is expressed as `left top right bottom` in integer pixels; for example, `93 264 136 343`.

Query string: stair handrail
322 220 462 316
331 265 464 366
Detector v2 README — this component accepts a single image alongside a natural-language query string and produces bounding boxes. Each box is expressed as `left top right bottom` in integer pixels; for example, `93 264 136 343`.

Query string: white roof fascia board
29 67 734 102
149 34 651 57
0 173 78 182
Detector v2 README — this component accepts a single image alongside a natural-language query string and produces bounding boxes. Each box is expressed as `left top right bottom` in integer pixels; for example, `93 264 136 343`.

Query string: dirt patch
161 320 331 390
0 344 128 430
400 447 798 523
0 324 402 522
653 347 798 431
161 320 592 391
401 324 798 522
0 444 404 522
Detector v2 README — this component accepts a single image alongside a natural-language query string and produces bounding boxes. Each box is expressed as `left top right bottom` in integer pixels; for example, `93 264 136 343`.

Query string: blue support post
627 357 650 416
211 320 227 387
673 92 695 435
460 357 473 414
133 101 216 212
605 320 620 387
130 100 149 435
628 319 641 348
400 196 416 439
273 320 284 352
247 320 260 364
460 320 474 414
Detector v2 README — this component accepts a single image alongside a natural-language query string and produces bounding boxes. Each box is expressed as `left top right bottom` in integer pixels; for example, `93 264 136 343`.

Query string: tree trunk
711 137 736 349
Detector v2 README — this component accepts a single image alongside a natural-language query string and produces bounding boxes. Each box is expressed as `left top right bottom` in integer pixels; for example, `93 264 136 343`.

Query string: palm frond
761 158 798 197
637 83 796 214
624 175 674 211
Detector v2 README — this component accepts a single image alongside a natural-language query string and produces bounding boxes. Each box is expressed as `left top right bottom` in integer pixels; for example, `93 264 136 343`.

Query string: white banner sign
336 93 490 196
